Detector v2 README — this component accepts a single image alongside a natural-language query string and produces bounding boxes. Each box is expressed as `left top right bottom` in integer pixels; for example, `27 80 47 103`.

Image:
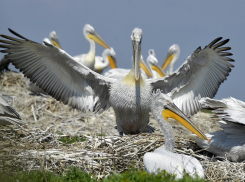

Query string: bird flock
0 24 242 179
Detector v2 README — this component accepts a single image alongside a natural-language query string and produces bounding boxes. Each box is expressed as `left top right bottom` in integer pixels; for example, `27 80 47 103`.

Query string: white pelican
73 24 110 70
0 94 26 126
144 49 165 79
94 48 117 74
144 90 204 179
0 28 233 135
162 44 180 75
45 29 115 74
191 97 245 162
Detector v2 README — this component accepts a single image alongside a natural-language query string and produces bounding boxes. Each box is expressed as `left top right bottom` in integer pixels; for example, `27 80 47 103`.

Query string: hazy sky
1 1 245 101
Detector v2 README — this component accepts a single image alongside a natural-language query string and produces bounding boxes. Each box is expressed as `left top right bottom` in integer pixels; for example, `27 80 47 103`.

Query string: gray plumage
191 97 245 162
0 28 234 135
0 94 25 126
0 57 10 72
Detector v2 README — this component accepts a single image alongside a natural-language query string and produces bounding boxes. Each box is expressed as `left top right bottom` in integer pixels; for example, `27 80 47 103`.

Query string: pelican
143 49 165 79
162 44 180 75
42 31 62 48
104 55 153 80
0 94 26 126
94 48 117 74
191 97 245 162
45 29 115 74
144 90 204 179
0 28 233 136
73 24 110 70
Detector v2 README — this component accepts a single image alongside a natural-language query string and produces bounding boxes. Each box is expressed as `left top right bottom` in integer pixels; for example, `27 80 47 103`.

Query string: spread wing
148 37 234 117
0 29 116 114
200 97 245 126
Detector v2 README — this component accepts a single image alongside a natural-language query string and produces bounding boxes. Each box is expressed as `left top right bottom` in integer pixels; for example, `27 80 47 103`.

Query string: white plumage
145 49 165 78
0 28 233 135
191 97 245 162
94 48 117 74
162 44 180 75
143 91 204 179
73 24 110 71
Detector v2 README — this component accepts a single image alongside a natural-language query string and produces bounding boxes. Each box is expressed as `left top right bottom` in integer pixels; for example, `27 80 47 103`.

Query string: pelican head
149 49 156 57
94 56 109 74
49 31 63 49
131 28 142 82
105 48 117 69
147 49 165 77
152 90 209 141
83 24 110 49
162 44 180 71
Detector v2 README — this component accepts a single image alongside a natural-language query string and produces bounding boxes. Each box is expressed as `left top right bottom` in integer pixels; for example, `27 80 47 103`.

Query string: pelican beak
88 32 110 49
162 52 174 70
162 103 210 141
51 39 63 49
140 58 152 78
133 40 141 82
108 55 117 69
151 62 166 77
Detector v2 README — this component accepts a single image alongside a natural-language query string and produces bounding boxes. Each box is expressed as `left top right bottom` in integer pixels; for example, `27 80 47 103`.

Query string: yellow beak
51 40 62 49
151 63 166 77
162 52 174 70
88 32 110 49
140 59 152 78
162 103 210 141
108 55 117 69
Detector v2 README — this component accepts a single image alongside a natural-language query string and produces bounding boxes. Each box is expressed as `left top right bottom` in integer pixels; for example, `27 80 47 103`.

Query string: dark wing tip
207 37 223 48
8 28 29 41
226 58 235 62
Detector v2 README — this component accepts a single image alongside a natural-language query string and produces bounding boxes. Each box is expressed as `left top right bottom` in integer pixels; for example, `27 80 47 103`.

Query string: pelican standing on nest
162 44 180 75
73 24 111 70
191 97 245 162
0 94 26 126
0 27 233 136
144 90 204 179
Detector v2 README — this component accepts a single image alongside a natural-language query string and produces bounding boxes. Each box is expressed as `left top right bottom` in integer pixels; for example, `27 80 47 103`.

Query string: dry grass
0 71 245 181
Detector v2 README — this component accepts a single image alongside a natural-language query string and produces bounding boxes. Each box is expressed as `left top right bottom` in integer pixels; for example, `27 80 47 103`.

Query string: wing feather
0 29 116 113
148 37 234 116
200 97 245 126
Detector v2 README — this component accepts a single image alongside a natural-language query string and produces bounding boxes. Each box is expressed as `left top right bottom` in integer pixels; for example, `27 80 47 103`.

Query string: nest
0 71 245 181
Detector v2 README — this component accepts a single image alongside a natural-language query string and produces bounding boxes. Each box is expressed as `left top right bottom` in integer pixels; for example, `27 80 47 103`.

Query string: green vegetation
0 167 208 182
57 133 86 144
